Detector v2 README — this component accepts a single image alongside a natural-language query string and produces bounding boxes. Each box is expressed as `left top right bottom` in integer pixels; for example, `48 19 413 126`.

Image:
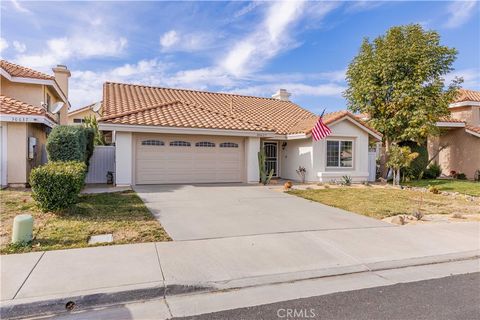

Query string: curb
0 284 212 320
1 251 478 319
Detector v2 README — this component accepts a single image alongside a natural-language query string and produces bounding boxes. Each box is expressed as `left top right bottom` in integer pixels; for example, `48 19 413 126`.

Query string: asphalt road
177 273 480 320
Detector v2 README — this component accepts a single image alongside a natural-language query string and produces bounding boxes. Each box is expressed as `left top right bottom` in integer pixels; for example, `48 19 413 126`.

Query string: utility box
12 214 33 244
28 137 37 160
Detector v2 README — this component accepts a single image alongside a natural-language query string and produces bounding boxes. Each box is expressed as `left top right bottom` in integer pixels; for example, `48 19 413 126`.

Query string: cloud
234 1 262 18
160 30 179 48
10 0 32 14
160 29 218 52
15 35 127 70
12 41 26 53
445 68 480 89
444 1 477 28
229 82 346 98
0 38 8 53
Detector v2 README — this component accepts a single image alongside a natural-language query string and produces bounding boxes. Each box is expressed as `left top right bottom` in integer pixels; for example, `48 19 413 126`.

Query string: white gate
368 151 377 182
86 146 115 184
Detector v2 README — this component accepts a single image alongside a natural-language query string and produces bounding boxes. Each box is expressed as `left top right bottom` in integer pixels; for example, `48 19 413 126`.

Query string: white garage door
135 134 245 184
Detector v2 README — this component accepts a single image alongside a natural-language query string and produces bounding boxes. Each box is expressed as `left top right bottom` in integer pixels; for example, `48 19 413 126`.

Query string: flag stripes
311 116 332 141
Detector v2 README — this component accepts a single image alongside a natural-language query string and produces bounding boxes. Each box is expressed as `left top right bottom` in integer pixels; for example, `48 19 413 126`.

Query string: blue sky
1 1 479 113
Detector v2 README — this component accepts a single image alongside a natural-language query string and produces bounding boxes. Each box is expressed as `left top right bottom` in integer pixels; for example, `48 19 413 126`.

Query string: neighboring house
67 101 102 124
0 60 71 187
428 89 480 179
98 83 381 186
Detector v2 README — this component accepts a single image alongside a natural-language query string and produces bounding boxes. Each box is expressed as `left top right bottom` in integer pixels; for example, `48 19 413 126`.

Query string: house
0 60 70 187
67 101 102 124
428 89 480 179
98 83 381 185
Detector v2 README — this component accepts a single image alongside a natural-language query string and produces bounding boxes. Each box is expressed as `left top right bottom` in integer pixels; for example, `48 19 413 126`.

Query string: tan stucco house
428 89 480 179
67 101 102 124
98 83 381 186
0 60 71 187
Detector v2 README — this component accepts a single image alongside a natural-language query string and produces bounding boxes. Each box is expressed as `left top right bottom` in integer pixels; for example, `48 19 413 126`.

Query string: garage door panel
135 134 244 184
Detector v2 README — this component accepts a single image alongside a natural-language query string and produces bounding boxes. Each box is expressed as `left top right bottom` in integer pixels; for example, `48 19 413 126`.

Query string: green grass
403 179 480 197
288 187 480 219
0 189 171 254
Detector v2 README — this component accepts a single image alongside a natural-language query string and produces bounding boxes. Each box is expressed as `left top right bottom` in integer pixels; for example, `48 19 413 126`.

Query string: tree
83 115 105 146
344 24 462 177
387 145 419 186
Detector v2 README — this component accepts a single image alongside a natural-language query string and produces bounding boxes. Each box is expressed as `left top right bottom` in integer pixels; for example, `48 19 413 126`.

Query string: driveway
134 184 391 240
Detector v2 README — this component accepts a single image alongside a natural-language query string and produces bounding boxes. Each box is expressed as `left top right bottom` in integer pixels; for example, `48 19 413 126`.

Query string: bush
30 161 87 212
428 186 439 194
46 126 94 165
400 142 428 180
423 164 442 179
456 173 467 180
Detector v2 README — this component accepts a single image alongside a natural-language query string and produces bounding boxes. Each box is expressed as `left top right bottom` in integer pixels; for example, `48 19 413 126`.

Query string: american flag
311 113 332 141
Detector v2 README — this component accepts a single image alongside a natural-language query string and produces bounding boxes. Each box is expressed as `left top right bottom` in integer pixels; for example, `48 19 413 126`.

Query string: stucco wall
245 137 260 183
115 131 133 186
27 123 48 176
282 119 371 183
6 122 28 185
450 106 480 126
67 108 98 124
428 128 480 179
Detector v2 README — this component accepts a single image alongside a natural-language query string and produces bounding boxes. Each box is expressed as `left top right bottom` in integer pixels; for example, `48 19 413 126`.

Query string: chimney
52 64 71 98
272 89 291 101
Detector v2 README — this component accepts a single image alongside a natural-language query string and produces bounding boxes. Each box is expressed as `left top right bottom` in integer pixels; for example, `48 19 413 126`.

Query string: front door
263 142 278 177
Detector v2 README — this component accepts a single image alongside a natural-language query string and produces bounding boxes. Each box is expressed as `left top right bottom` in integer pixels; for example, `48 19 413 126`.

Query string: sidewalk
1 222 479 318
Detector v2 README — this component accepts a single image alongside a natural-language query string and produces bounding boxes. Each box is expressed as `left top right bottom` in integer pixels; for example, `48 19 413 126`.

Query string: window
326 140 353 168
142 140 164 146
219 142 239 148
170 140 191 147
73 118 84 124
195 141 215 147
46 94 52 112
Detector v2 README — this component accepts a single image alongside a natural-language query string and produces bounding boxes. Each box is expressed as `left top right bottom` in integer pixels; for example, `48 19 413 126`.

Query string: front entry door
263 142 278 177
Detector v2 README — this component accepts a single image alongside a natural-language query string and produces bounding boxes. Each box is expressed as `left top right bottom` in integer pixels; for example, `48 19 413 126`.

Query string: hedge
30 161 87 212
46 126 94 165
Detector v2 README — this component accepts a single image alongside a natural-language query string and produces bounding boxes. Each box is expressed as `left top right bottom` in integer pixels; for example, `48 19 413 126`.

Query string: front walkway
133 184 389 240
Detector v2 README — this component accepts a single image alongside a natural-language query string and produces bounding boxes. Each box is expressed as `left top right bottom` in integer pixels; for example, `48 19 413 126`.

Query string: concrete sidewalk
1 222 479 318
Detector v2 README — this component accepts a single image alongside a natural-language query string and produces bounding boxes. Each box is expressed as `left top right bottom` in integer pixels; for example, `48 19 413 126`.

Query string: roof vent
272 89 291 101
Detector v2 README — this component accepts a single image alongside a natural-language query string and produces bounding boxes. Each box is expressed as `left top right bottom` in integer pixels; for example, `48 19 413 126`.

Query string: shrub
30 161 87 212
423 164 442 179
456 173 467 180
46 126 94 166
400 142 428 180
341 175 353 186
428 186 439 194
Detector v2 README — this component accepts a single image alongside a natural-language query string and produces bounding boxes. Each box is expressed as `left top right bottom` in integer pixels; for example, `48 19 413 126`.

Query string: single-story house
67 101 102 124
98 83 381 185
428 88 480 179
0 60 70 187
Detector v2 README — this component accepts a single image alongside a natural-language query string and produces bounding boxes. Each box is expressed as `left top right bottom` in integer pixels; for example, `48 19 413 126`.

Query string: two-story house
0 60 71 187
428 89 480 179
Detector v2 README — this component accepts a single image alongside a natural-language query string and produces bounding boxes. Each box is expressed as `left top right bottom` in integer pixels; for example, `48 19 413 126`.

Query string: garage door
135 134 244 184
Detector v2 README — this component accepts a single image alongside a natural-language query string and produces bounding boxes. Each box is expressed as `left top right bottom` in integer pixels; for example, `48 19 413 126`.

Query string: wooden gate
86 146 115 184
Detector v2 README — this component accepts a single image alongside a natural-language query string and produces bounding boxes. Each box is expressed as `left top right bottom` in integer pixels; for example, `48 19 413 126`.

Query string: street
178 273 480 320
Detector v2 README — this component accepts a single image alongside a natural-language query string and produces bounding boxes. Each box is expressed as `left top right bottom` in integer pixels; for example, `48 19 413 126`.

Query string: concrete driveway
134 184 391 240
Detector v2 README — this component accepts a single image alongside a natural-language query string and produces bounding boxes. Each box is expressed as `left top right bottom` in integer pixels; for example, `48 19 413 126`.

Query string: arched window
219 142 239 148
142 140 164 146
170 140 191 147
195 141 215 147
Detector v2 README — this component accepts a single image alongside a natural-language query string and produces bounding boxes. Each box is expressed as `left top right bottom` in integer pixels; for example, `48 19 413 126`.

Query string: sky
1 1 479 113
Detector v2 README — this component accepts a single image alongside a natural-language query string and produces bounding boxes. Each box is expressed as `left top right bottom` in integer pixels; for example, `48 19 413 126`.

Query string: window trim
141 139 165 146
195 141 215 147
325 139 354 169
169 140 191 147
219 142 239 148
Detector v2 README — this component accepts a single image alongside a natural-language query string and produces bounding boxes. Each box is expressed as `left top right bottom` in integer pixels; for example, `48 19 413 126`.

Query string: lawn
403 179 480 197
288 187 480 219
0 189 171 254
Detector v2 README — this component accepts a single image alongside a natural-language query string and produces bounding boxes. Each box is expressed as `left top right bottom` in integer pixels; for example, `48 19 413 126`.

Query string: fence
85 146 115 184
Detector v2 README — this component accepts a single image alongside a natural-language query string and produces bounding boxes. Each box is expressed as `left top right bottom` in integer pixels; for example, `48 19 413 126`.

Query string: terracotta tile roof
0 60 54 80
101 82 317 134
453 89 480 103
466 125 480 135
438 117 465 123
0 95 57 122
68 101 102 115
101 82 382 137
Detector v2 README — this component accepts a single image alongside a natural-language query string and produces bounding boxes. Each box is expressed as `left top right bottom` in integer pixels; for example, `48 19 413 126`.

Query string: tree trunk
379 138 391 178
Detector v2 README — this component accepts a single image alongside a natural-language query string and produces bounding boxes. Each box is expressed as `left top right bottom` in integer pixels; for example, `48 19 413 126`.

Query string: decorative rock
391 215 406 225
